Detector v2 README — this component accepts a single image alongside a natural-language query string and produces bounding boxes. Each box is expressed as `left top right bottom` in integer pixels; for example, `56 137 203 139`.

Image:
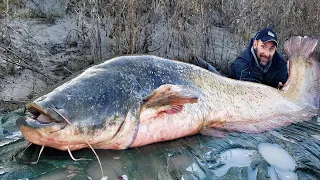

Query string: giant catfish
17 36 320 151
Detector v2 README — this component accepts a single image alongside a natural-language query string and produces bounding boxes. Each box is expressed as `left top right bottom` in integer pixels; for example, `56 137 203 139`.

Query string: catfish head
16 66 144 151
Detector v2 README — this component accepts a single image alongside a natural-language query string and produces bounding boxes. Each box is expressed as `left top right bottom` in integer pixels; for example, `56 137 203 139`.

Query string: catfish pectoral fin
139 84 199 120
143 84 198 109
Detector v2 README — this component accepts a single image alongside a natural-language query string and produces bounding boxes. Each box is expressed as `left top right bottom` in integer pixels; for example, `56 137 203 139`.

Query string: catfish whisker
51 108 104 178
67 148 91 161
31 145 45 164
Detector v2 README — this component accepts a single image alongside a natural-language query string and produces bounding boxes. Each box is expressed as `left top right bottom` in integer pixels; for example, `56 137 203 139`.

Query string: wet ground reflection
1 111 320 179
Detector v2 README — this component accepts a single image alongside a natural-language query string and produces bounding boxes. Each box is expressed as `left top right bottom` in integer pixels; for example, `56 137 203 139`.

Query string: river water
1 109 320 180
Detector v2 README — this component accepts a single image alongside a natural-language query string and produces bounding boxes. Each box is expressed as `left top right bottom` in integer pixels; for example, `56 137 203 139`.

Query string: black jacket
228 41 288 88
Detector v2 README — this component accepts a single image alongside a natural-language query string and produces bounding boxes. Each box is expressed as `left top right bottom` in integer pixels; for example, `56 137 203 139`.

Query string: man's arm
275 63 288 89
273 51 288 88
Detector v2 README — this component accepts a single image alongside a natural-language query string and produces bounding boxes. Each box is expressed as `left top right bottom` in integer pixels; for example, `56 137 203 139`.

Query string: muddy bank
0 12 243 111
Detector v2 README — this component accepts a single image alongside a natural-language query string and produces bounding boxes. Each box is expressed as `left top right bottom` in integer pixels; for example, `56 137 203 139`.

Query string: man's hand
278 82 284 90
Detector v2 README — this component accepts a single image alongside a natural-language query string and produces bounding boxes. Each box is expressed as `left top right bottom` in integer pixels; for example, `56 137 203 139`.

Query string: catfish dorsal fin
143 84 198 114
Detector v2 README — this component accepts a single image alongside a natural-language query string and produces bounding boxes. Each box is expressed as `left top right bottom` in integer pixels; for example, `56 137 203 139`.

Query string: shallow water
1 110 320 180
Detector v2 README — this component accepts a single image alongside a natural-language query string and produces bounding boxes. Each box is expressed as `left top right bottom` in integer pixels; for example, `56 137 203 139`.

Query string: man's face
253 40 277 66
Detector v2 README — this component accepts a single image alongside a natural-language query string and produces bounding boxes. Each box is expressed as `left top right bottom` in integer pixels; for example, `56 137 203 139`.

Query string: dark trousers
193 56 221 75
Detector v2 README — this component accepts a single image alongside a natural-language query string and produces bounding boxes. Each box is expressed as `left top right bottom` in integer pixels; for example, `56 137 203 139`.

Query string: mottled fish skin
16 37 320 151
18 56 212 150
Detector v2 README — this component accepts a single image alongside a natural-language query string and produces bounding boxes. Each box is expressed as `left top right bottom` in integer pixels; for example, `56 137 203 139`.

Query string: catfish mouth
17 103 67 128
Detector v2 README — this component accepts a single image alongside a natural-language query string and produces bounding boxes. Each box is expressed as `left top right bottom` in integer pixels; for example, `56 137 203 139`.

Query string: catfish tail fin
282 36 320 108
284 36 318 60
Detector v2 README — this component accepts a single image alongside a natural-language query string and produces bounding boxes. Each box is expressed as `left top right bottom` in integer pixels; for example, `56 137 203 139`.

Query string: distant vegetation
0 0 319 73
67 0 320 52
68 0 320 67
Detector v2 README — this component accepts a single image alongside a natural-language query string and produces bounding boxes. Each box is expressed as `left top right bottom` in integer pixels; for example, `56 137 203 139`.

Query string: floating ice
213 148 257 177
258 143 297 180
